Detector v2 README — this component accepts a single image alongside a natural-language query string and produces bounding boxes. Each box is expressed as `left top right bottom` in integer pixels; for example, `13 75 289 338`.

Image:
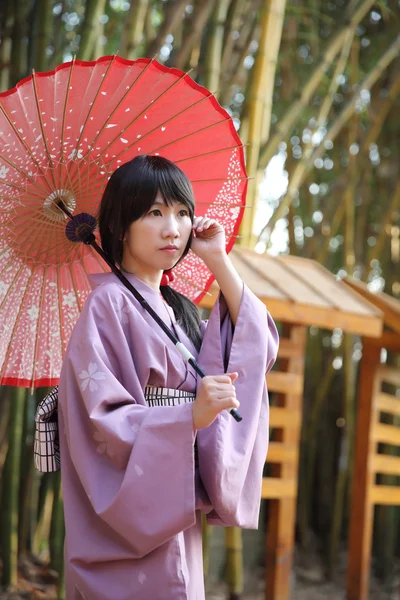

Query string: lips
160 245 178 250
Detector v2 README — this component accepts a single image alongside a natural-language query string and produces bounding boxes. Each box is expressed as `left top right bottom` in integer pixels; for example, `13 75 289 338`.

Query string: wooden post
346 339 381 600
265 325 306 600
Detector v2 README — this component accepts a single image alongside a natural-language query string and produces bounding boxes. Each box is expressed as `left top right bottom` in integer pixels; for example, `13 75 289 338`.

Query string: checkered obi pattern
34 385 197 473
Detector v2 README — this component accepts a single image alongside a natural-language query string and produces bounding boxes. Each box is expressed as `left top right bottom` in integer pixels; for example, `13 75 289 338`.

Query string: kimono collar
87 272 177 323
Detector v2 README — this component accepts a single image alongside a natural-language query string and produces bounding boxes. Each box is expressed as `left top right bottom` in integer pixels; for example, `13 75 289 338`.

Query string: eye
178 209 189 217
149 209 162 216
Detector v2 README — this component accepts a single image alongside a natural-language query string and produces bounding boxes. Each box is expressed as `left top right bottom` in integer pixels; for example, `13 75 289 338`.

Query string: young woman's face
121 190 193 277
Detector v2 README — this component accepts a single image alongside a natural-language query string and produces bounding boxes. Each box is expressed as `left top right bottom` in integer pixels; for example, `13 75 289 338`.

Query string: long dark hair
98 155 202 350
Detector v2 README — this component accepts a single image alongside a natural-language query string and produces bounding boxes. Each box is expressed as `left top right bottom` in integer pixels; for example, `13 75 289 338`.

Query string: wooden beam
269 407 302 428
372 423 400 446
377 393 400 418
261 478 297 499
266 325 306 600
200 289 382 337
347 342 381 600
370 485 400 505
266 442 298 464
378 366 400 387
267 372 304 395
277 338 304 358
372 454 400 476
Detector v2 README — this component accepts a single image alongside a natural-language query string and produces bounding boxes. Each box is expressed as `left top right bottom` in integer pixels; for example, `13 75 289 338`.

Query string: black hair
98 155 202 351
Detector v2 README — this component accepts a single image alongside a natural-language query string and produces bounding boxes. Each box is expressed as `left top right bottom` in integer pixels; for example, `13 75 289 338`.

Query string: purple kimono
58 272 279 599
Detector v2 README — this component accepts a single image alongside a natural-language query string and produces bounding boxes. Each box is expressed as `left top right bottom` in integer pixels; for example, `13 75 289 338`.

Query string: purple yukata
58 272 279 599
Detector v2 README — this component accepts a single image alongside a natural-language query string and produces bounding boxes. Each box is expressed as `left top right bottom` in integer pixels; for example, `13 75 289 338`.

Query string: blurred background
0 0 400 598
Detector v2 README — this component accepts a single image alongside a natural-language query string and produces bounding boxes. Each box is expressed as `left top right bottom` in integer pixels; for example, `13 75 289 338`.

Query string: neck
120 263 162 292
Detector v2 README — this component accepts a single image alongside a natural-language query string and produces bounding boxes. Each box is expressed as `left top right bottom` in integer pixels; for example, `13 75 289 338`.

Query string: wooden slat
372 454 400 476
372 423 400 446
266 442 298 464
267 371 303 394
277 338 303 358
378 366 400 387
344 277 400 335
370 485 400 505
269 407 301 428
261 478 296 499
377 392 400 417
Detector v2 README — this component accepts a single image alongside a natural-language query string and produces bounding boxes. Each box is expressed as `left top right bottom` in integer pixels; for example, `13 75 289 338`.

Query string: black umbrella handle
59 206 242 423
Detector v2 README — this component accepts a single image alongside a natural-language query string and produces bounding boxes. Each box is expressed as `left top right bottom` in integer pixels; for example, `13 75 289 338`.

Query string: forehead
153 190 186 206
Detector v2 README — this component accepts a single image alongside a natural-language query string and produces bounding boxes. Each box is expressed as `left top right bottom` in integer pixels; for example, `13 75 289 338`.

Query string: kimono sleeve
196 284 279 529
59 287 197 558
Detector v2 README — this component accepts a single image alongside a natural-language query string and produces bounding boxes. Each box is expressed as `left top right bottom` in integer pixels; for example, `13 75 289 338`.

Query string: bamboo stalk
174 0 214 71
201 514 211 578
220 7 258 107
33 0 52 71
146 0 187 58
0 0 13 91
78 0 107 61
120 0 149 60
50 473 65 597
18 391 36 557
225 527 244 600
258 0 377 168
260 35 400 244
204 0 231 94
369 179 400 264
0 387 26 586
239 0 287 248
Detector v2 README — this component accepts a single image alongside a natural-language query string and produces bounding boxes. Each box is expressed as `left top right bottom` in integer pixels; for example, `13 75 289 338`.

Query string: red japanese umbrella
0 55 247 390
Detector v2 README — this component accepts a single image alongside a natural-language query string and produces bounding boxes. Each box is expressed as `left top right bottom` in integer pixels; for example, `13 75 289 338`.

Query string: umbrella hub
43 189 76 222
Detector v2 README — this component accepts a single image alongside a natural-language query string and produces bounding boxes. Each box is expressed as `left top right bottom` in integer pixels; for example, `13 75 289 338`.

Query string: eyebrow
152 199 187 207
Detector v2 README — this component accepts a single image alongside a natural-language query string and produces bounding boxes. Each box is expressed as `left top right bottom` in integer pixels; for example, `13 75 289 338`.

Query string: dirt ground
1 550 399 599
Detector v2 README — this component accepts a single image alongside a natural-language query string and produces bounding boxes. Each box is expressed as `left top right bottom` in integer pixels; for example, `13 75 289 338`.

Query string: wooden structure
200 247 383 600
343 278 400 600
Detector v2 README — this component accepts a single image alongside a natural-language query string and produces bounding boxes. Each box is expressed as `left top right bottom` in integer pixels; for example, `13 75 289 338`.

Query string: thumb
227 372 239 383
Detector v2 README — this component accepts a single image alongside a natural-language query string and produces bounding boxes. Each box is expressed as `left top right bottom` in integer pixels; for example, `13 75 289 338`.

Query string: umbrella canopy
0 56 247 388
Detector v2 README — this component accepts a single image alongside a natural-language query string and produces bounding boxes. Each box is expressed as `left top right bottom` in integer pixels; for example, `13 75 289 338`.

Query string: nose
163 214 179 238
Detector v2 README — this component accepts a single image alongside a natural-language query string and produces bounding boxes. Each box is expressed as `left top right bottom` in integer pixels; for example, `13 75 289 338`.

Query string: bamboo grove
0 0 400 597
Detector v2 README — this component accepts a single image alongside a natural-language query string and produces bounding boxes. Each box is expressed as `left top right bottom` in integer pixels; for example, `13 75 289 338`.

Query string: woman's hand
192 373 239 430
190 216 226 263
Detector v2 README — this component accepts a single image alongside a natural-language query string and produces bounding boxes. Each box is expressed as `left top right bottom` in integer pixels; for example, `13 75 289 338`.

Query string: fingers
208 373 239 384
192 216 217 233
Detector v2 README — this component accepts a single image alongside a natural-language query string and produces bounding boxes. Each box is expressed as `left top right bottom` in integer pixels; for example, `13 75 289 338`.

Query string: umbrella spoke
0 103 55 194
29 266 48 389
87 67 193 170
0 268 35 382
101 90 216 167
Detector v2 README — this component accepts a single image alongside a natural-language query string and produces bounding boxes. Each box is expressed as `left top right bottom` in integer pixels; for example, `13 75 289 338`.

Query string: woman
58 154 279 600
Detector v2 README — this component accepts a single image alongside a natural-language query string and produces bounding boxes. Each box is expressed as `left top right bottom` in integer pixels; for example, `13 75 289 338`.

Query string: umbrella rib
104 90 217 165
66 58 157 190
77 58 156 164
174 144 245 165
91 67 194 170
69 262 84 313
191 176 248 184
73 55 118 161
0 262 24 296
56 264 66 361
0 153 54 198
174 270 212 296
0 268 35 383
0 101 54 193
30 265 47 389
139 117 233 157
32 70 56 179
58 58 75 189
